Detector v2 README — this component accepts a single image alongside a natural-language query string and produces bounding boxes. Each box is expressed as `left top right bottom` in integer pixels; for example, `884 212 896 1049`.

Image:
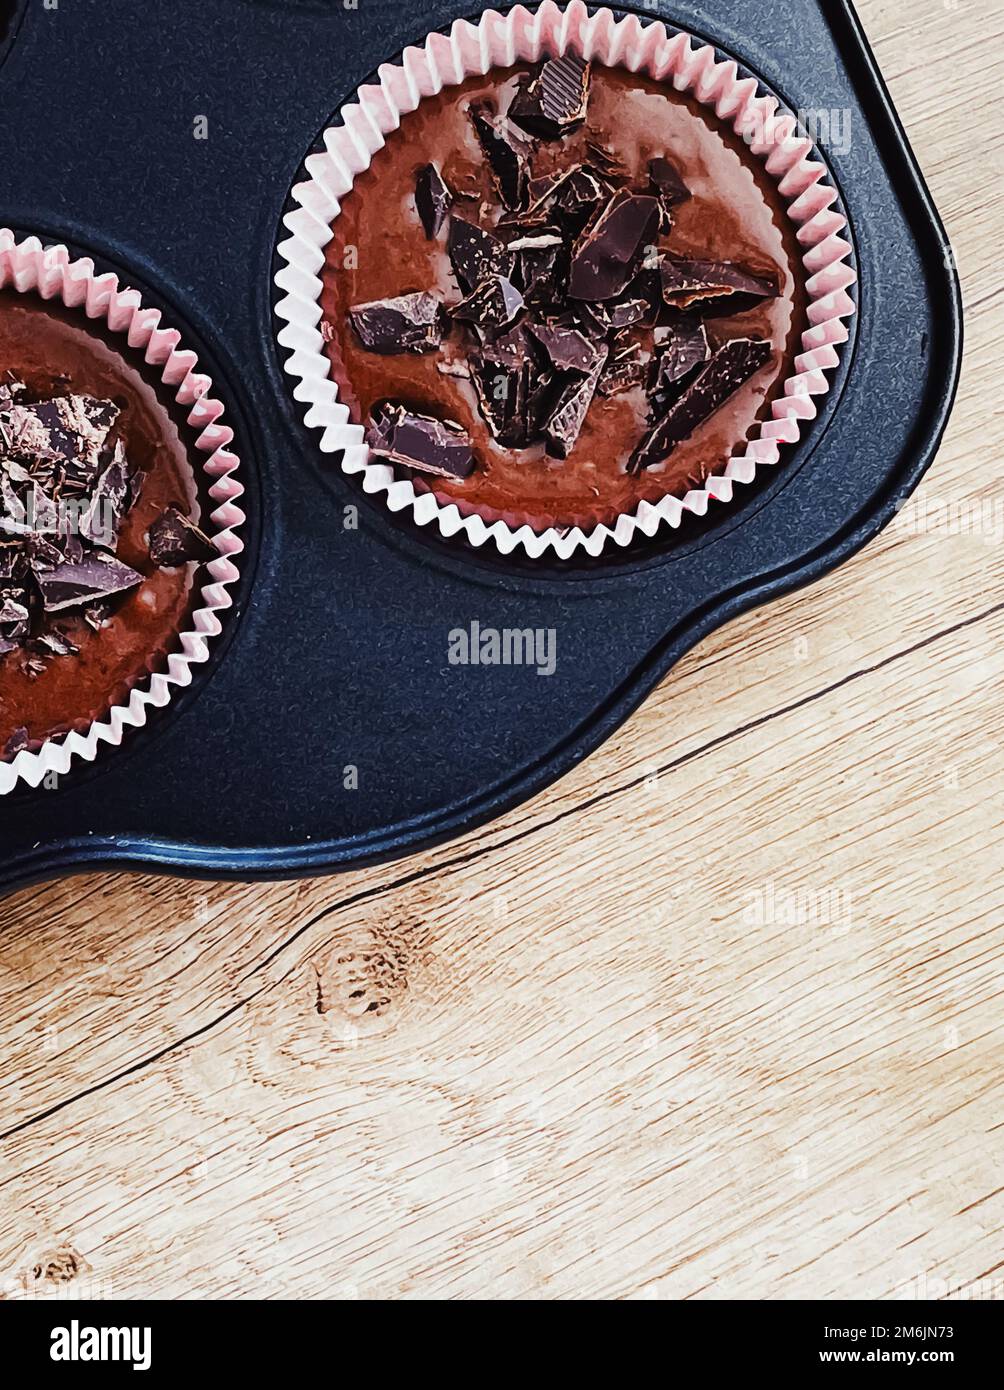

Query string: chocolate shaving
83 602 111 632
0 378 27 411
0 594 29 626
504 232 564 252
32 630 79 657
365 403 475 479
348 292 444 354
585 139 629 180
415 163 453 237
509 55 591 140
628 337 772 473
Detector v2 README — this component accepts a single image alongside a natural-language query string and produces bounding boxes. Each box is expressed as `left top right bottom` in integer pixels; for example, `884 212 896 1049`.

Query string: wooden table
1 0 1001 1301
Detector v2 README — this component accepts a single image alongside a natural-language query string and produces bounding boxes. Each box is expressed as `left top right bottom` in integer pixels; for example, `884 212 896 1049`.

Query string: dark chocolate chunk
62 532 85 566
516 238 569 307
447 218 514 294
523 370 564 443
580 294 650 334
569 191 660 302
553 167 608 231
528 319 600 374
26 533 64 571
628 337 772 473
348 292 444 354
585 139 628 180
36 552 144 612
624 265 664 325
606 297 649 328
649 156 691 209
0 546 22 581
648 314 711 415
544 347 608 458
415 163 453 238
148 506 217 567
598 344 650 398
3 727 29 757
0 396 119 476
470 105 529 210
365 403 475 479
0 593 29 626
660 257 779 310
523 168 576 217
79 442 131 548
509 55 591 140
451 275 524 333
470 348 533 449
476 322 534 369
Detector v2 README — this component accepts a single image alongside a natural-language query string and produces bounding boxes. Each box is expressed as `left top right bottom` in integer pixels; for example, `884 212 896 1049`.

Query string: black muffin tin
0 0 960 892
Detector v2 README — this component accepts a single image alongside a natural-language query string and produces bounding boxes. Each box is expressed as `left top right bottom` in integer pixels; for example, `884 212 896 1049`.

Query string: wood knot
311 918 427 1038
30 1246 89 1287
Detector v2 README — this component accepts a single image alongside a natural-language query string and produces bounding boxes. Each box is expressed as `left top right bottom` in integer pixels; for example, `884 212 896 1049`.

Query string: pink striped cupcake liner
0 230 245 794
274 0 856 560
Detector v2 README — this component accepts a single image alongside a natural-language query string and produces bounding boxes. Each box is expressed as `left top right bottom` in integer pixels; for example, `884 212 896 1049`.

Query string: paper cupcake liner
0 230 245 795
275 0 856 560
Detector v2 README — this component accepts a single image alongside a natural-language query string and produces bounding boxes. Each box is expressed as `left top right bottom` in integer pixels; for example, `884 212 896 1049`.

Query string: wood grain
1 0 1002 1301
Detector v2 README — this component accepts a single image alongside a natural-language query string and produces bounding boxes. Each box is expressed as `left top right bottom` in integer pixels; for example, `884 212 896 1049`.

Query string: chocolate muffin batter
321 62 806 531
0 291 212 756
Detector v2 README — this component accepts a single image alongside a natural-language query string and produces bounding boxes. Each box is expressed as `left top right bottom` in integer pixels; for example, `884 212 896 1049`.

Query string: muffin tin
0 0 961 891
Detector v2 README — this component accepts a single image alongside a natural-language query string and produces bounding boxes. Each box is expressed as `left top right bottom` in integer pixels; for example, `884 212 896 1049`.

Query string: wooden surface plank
1 0 1002 1301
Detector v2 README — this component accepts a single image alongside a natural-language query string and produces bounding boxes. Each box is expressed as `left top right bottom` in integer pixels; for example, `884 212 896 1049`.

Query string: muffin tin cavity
274 4 856 562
